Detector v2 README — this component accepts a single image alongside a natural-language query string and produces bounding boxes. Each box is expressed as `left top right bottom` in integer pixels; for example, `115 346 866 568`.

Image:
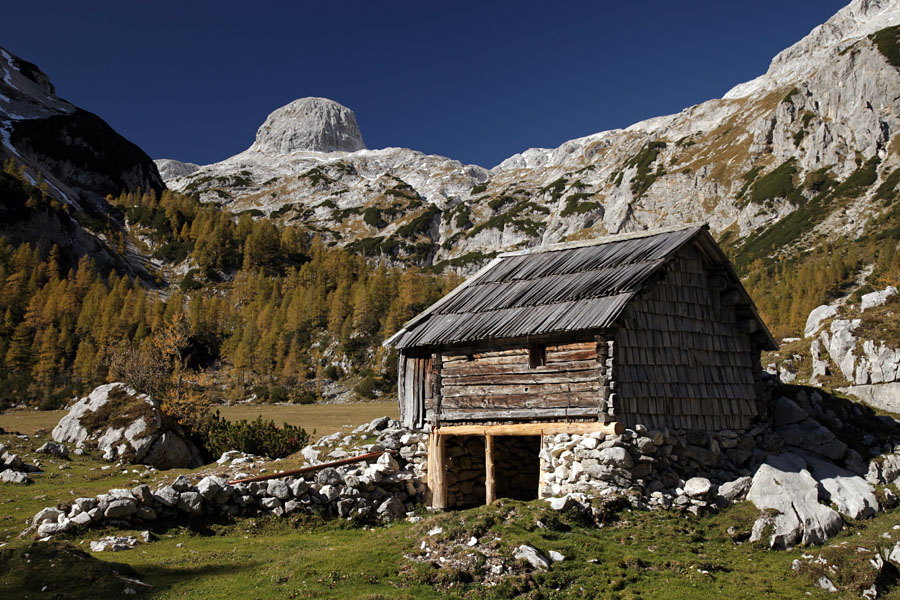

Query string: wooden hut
384 224 776 507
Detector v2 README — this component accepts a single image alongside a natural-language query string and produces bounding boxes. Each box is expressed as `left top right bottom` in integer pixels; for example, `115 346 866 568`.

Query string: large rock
801 452 878 520
251 97 366 155
805 304 839 338
861 286 897 312
748 453 843 548
52 383 202 469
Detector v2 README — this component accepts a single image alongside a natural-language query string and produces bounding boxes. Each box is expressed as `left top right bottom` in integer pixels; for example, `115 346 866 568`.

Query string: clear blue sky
1 0 849 168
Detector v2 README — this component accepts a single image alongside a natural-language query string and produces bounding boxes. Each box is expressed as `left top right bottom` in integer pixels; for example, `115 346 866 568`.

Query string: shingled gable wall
613 243 761 431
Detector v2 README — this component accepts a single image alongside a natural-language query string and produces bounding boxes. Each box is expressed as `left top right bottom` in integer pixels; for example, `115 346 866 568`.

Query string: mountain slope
0 45 165 274
158 0 900 277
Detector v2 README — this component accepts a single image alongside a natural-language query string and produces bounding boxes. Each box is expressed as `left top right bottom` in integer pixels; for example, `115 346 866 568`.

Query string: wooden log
442 354 530 367
441 359 600 378
441 371 601 386
442 391 601 410
545 349 598 362
436 421 624 437
485 434 496 504
441 381 599 398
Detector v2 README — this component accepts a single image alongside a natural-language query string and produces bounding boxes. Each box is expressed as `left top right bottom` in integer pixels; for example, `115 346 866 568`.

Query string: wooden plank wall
398 351 431 430
615 244 758 431
436 341 606 422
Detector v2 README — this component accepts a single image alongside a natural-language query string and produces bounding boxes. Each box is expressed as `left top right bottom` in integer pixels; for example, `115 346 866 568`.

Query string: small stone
683 477 713 499
259 497 281 511
817 576 838 592
267 479 291 501
196 477 223 500
135 506 157 521
514 544 551 570
171 475 193 492
36 441 69 458
548 550 565 562
104 498 138 519
0 469 30 484
176 491 203 514
153 485 179 506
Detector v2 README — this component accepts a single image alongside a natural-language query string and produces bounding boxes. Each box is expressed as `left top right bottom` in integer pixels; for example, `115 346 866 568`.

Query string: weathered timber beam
434 407 609 421
436 421 624 437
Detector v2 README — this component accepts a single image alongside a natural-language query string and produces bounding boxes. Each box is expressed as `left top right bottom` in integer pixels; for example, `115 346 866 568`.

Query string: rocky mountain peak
725 0 900 99
250 97 366 155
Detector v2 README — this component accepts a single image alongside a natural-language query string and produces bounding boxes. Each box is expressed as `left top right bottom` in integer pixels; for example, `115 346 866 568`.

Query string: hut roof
385 224 777 350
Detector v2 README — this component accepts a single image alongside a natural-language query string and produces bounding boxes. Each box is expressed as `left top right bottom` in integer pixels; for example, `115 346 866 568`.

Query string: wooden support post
429 432 447 510
485 434 496 504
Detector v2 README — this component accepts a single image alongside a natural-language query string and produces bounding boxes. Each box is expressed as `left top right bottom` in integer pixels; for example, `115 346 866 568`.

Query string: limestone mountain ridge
157 0 900 282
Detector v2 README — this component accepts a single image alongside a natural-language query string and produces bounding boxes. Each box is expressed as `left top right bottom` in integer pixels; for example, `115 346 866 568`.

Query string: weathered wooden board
442 381 599 398
441 359 599 378
442 391 601 410
441 370 600 386
435 407 606 421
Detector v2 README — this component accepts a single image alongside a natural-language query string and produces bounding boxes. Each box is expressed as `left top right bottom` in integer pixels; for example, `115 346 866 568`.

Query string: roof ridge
498 223 707 257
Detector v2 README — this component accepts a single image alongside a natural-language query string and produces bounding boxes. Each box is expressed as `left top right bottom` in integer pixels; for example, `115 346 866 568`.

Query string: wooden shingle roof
385 225 776 350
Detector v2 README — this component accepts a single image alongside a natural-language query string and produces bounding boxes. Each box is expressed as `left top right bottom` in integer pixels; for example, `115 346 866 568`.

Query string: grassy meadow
0 401 399 440
1 403 899 598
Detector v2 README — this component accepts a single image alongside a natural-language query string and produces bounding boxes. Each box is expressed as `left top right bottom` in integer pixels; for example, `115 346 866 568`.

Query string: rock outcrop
798 286 900 412
0 46 164 208
251 97 366 155
52 383 202 470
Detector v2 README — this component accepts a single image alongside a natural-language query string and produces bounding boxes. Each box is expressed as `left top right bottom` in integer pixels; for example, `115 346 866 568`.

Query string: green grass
4 421 900 598
871 25 900 67
750 159 798 204
624 141 667 200
560 193 601 217
0 401 399 441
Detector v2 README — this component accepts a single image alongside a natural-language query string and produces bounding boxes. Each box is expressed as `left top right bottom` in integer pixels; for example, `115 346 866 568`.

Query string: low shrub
196 411 309 459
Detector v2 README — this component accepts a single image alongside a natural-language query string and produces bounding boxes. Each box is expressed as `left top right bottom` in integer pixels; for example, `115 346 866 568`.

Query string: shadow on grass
131 561 264 594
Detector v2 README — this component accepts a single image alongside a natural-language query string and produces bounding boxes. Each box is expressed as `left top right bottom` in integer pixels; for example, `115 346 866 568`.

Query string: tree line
0 170 458 409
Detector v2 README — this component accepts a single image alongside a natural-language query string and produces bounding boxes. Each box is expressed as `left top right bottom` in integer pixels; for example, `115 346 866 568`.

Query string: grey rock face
748 453 844 548
154 158 200 180
801 452 878 520
805 305 839 338
861 286 897 311
252 98 366 154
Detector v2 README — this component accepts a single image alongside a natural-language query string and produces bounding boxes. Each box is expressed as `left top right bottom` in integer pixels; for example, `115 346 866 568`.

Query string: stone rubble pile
0 440 42 484
26 417 429 539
